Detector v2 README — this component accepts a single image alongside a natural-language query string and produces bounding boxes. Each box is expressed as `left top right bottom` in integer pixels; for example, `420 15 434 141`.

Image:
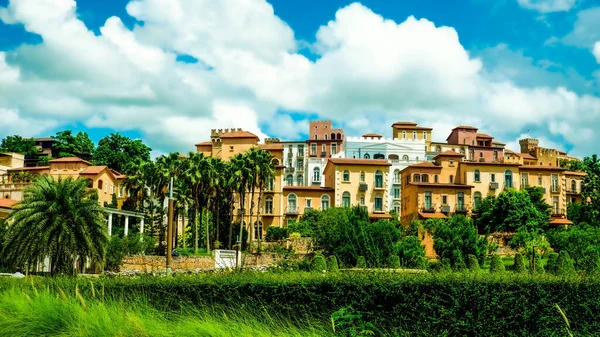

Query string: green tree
1 176 108 275
93 133 151 174
51 130 95 161
513 253 526 273
555 251 576 276
547 224 600 268
566 202 598 227
356 256 366 268
524 186 552 217
489 254 505 273
394 235 425 268
545 252 559 274
0 135 37 155
478 189 548 233
581 248 600 275
467 254 480 271
430 215 487 266
312 254 327 272
327 255 339 272
37 156 52 166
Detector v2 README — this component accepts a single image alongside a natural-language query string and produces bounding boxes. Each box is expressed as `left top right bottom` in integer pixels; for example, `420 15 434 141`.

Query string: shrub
513 253 525 273
388 255 400 269
312 254 327 272
545 252 559 274
467 254 480 271
581 248 600 275
529 251 544 274
356 256 366 269
265 226 287 242
489 255 505 273
453 251 466 271
556 251 576 276
327 256 339 272
395 236 425 268
429 215 487 266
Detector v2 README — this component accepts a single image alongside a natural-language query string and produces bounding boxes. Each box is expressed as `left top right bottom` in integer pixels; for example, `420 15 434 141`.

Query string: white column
124 216 129 236
140 217 144 236
108 213 113 237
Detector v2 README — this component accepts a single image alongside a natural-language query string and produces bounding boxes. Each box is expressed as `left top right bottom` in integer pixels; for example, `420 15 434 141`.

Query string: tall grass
0 283 332 337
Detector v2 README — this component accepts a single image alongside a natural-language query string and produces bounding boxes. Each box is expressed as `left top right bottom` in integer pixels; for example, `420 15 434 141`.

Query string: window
424 191 432 210
374 194 383 211
402 131 406 139
469 148 475 160
412 131 417 140
479 152 483 158
360 194 365 206
551 174 559 192
460 148 465 156
364 153 370 159
449 160 454 166
98 180 103 190
298 145 304 154
321 195 330 210
287 194 297 210
423 132 427 140
434 175 439 183
505 170 513 188
435 146 442 153
297 175 303 186
310 144 316 155
491 173 496 183
442 195 447 205
118 185 124 197
538 176 542 185
272 158 279 166
457 192 465 211
254 221 263 240
552 196 559 214
324 134 328 140
422 174 429 183
571 180 577 193
342 192 351 207
321 144 326 154
306 199 312 209
313 167 320 182
265 196 273 214
393 201 401 214
110 184 114 194
471 140 475 146
229 146 234 152
343 170 350 182
393 170 400 184
474 170 481 182
402 155 409 162
414 174 421 183
474 192 482 210
286 175 293 186
374 153 385 159
296 159 303 169
314 134 318 140
331 143 337 154
493 150 498 161
450 175 454 183
360 171 365 182
331 133 335 140
375 170 383 188
393 187 400 199
521 173 528 188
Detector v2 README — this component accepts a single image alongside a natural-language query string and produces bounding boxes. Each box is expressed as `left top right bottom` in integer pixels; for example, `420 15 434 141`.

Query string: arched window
393 169 400 184
375 170 383 188
402 131 406 139
388 154 399 160
286 175 293 186
571 180 577 193
435 145 442 153
271 158 279 166
331 133 336 140
374 193 383 211
450 175 454 183
265 196 273 214
266 177 274 190
254 221 263 240
296 175 303 186
414 174 421 183
505 169 513 188
422 174 429 183
474 170 480 182
342 192 351 207
393 201 401 215
343 170 350 182
360 194 365 206
321 195 330 210
479 152 483 158
402 155 409 162
324 134 328 140
98 179 103 190
364 153 370 159
474 192 482 210
360 171 365 182
460 148 465 155
314 134 318 140
287 194 297 211
373 153 385 159
337 133 342 140
434 175 438 183
313 167 320 182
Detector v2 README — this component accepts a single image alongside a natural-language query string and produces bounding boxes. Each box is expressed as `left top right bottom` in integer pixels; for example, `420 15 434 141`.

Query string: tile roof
476 133 493 139
419 212 448 219
565 171 587 177
407 162 441 169
220 131 259 139
258 144 284 151
80 166 109 175
0 198 18 209
550 218 573 225
327 158 391 166
49 157 93 165
411 182 473 189
453 125 478 130
392 121 417 127
7 166 50 172
517 153 537 160
435 150 464 157
195 141 212 146
362 133 382 138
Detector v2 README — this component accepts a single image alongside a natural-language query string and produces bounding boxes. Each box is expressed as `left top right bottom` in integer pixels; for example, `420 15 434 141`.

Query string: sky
1 0 600 158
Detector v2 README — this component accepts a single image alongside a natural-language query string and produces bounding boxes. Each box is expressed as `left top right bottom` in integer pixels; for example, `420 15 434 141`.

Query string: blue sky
1 0 599 157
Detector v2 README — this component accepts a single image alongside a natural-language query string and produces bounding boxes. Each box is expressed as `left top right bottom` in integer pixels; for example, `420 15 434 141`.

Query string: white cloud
594 41 600 63
516 0 576 13
561 7 600 48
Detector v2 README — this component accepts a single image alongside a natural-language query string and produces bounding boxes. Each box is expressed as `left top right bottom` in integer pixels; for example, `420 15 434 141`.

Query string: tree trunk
248 185 256 246
205 207 210 252
238 188 246 251
256 183 264 250
195 205 200 254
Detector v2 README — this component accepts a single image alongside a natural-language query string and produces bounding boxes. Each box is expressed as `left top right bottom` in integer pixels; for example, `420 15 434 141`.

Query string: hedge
4 272 600 336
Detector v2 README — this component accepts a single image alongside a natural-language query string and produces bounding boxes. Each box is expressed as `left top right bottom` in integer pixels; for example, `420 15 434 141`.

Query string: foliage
265 226 287 242
0 219 7 270
489 254 505 273
556 251 576 276
580 248 600 275
51 130 95 161
475 189 549 233
105 234 156 271
1 176 107 275
331 306 376 336
545 252 559 274
0 135 37 155
93 133 151 174
355 256 366 268
428 215 487 267
567 202 599 227
467 254 480 271
327 255 339 272
513 253 526 273
388 255 400 269
312 254 327 272
529 251 544 274
394 236 425 269
547 224 600 269
286 220 313 237
37 156 51 166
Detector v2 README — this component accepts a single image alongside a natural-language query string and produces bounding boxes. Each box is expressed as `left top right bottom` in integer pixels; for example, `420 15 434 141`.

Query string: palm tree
230 153 251 249
174 177 192 249
2 176 108 275
246 148 260 245
254 150 275 245
186 152 207 254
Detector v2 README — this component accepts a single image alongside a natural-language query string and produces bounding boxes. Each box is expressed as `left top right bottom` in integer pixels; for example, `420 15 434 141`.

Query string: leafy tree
513 253 526 273
555 251 576 276
489 254 505 273
327 255 339 272
388 255 401 269
580 248 600 275
312 254 327 272
37 156 52 166
265 226 287 241
467 254 480 271
524 186 552 217
547 224 600 268
429 215 487 267
356 256 366 268
0 135 37 155
51 130 95 161
93 133 151 174
0 218 7 269
394 235 425 268
2 176 108 275
477 189 548 233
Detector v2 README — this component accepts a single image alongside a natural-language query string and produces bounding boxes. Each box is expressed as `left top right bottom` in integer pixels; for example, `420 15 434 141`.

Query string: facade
430 125 505 162
278 140 307 187
282 186 334 225
23 138 55 167
0 152 25 175
307 120 344 187
458 161 522 209
519 138 577 166
565 171 585 204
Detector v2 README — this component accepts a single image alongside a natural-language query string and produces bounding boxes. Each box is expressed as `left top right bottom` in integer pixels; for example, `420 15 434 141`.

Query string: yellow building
458 162 523 209
391 121 432 148
282 186 334 225
565 171 585 204
0 152 24 175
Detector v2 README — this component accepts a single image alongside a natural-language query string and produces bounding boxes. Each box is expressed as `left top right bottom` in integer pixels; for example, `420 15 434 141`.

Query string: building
270 139 307 187
323 158 393 220
519 138 576 166
565 171 585 204
0 152 25 175
282 186 334 225
458 161 522 209
429 126 505 163
0 198 16 218
23 137 55 167
307 120 345 187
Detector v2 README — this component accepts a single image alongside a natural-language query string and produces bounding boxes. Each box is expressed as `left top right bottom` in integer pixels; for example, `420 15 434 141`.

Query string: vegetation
93 133 152 174
556 251 576 276
312 254 327 272
355 256 366 268
513 253 526 273
1 176 107 275
489 254 505 273
51 130 96 161
327 255 339 272
0 135 37 155
266 226 287 242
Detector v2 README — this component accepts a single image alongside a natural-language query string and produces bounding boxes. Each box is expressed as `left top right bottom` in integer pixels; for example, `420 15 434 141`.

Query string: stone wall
121 255 214 271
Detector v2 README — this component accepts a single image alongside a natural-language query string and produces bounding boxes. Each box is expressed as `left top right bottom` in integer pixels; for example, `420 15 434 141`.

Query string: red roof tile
258 144 284 151
407 162 441 169
565 171 586 177
476 133 493 139
392 121 417 126
7 166 50 172
327 158 391 166
220 131 259 139
195 141 212 146
362 133 382 138
0 198 18 209
49 157 92 165
453 125 478 130
435 150 464 158
419 212 448 219
519 165 565 171
550 218 573 225
80 166 109 175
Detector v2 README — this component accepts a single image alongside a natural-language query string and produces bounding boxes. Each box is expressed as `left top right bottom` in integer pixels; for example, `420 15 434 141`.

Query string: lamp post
235 235 241 270
166 176 174 274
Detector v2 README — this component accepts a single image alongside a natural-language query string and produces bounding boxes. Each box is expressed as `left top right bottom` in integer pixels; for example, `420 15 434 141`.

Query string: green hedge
4 273 600 336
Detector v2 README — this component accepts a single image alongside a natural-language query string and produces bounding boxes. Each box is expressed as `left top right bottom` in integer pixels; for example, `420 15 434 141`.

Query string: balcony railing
455 205 468 214
441 205 451 213
285 167 295 174
304 206 313 212
393 179 401 185
422 203 436 213
552 208 566 216
551 185 561 193
359 205 368 213
359 183 368 191
373 183 385 190
489 182 499 190
567 188 580 194
285 206 299 215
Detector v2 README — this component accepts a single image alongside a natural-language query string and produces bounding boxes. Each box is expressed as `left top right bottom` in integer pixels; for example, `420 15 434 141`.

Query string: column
108 213 113 237
140 217 145 241
124 216 129 236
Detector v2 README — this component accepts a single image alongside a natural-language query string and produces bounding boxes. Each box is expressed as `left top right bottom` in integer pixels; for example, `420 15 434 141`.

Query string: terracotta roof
519 165 565 171
476 133 493 139
516 153 537 160
565 171 586 177
419 212 448 219
327 158 391 166
49 157 93 165
362 133 382 138
283 186 334 191
0 198 18 209
435 150 464 158
504 149 515 154
258 144 284 151
110 169 127 179
452 125 478 130
220 131 259 139
460 161 521 166
80 166 109 175
550 218 573 225
392 125 433 130
195 141 212 146
33 137 54 142
411 183 473 189
392 121 417 127
7 166 50 172
492 141 506 145
369 213 394 219
407 162 441 169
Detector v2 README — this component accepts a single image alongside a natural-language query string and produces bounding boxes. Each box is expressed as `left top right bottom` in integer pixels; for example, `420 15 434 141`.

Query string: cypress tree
388 255 401 269
545 252 559 274
356 256 367 269
467 254 480 271
313 254 327 272
556 251 576 276
327 255 339 272
490 254 505 273
513 253 525 273
581 249 600 275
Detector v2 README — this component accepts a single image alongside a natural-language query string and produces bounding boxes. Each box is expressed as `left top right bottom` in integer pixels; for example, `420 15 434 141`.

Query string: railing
552 208 566 216
393 179 401 185
567 188 580 194
489 182 499 190
455 205 468 214
551 185 561 193
359 206 368 213
374 182 385 190
285 167 295 174
359 183 368 191
285 207 299 215
422 203 436 213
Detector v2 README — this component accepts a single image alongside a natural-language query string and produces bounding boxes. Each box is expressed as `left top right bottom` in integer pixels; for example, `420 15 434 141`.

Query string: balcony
296 167 304 172
263 208 274 216
422 203 436 213
373 183 385 190
455 205 468 214
359 183 368 191
489 182 499 190
297 152 304 158
552 208 566 217
285 167 295 174
393 179 401 185
285 206 299 215
441 205 450 213
567 189 580 195
551 185 561 193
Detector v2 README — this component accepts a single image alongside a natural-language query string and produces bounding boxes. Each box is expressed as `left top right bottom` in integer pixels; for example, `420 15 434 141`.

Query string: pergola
103 208 145 236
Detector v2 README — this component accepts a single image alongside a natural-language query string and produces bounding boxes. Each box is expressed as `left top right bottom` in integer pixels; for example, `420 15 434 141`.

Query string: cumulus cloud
594 42 600 63
0 0 599 159
516 0 576 13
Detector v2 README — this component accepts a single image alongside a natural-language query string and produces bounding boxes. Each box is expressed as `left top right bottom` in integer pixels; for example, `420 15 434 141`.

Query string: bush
327 256 339 272
395 235 425 268
429 215 487 267
388 255 400 269
581 248 600 275
545 252 559 274
513 253 525 273
529 251 544 274
467 254 480 271
489 255 505 273
356 256 366 269
556 251 576 276
453 252 466 271
312 254 327 272
265 226 287 242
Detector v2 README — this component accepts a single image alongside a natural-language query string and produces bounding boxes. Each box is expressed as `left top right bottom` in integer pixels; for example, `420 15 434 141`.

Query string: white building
280 141 307 186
